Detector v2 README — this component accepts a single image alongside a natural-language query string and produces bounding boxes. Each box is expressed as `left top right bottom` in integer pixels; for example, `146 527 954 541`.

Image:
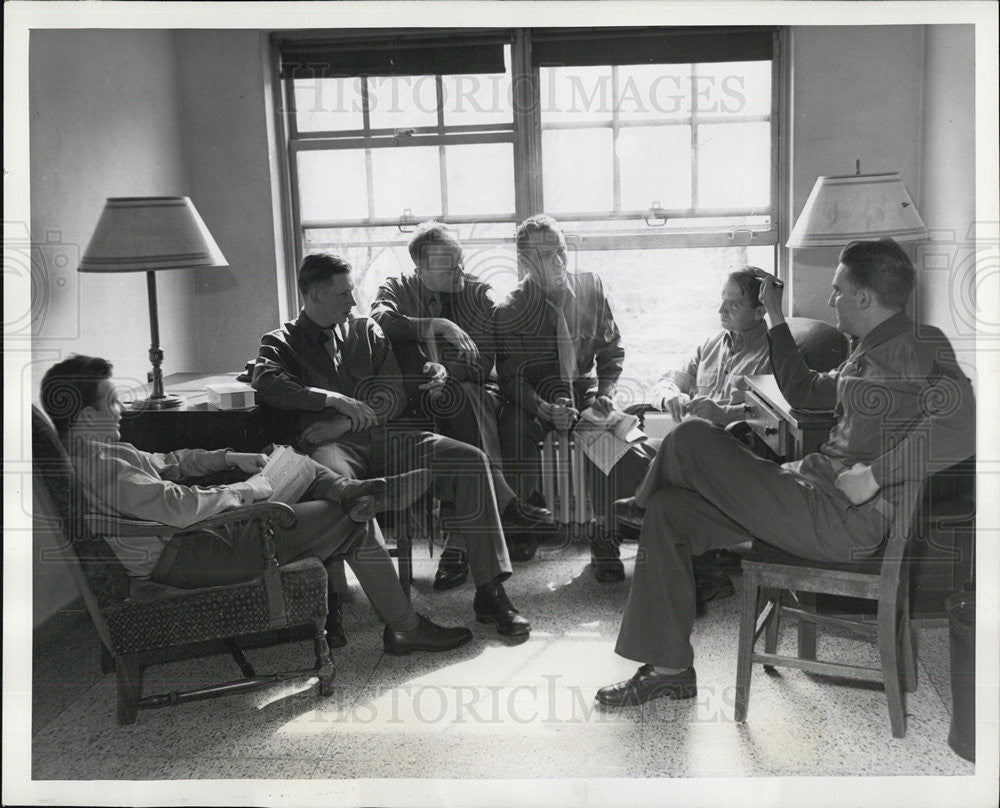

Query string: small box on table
205 382 256 410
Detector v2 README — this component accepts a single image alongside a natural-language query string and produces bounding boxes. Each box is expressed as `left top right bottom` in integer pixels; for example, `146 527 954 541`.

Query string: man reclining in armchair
41 354 472 656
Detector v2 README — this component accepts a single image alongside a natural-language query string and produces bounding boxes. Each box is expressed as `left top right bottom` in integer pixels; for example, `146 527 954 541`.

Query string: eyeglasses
422 262 464 275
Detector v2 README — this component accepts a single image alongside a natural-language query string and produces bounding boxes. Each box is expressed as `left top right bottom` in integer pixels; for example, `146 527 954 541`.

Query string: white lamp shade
79 196 228 272
786 173 927 248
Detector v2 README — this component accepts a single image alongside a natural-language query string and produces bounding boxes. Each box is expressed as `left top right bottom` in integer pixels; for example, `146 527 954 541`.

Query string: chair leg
878 600 907 738
314 618 335 698
763 588 781 670
796 591 817 660
734 567 760 722
114 653 142 725
397 529 413 600
899 604 918 693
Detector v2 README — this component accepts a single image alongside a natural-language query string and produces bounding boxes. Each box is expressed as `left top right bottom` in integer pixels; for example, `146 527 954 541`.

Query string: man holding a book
41 354 473 656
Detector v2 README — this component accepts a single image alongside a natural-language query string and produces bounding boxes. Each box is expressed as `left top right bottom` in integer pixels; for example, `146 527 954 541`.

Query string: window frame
271 27 788 318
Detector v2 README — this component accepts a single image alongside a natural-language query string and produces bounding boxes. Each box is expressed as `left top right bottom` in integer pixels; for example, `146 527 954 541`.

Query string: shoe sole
475 613 531 636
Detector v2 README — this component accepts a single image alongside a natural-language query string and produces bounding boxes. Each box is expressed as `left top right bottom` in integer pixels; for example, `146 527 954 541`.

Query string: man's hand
835 463 881 505
752 268 785 326
591 394 614 417
227 452 267 474
540 397 579 431
686 396 726 425
244 474 274 502
302 417 353 445
662 392 691 422
433 318 479 363
420 361 448 401
325 391 378 431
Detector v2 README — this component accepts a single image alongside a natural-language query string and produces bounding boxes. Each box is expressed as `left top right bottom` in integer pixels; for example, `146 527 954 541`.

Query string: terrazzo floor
30 540 973 785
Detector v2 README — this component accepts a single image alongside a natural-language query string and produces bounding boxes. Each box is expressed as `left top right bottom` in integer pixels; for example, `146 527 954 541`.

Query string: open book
258 445 315 505
574 407 647 475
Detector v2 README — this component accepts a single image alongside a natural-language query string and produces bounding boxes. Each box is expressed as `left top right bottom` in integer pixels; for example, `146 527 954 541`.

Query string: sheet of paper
259 445 315 505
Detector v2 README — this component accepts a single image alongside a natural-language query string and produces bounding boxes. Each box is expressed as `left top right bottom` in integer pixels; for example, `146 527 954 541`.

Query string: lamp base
133 393 185 410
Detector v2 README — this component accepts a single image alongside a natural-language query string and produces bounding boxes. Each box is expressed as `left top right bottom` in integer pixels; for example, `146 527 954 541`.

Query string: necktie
323 328 341 373
549 293 577 407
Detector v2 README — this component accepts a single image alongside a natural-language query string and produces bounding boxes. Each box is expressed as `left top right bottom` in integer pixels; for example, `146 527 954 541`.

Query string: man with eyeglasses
370 222 555 589
495 214 658 583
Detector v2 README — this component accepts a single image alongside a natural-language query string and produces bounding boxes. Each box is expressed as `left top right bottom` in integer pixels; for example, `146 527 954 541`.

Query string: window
275 27 782 388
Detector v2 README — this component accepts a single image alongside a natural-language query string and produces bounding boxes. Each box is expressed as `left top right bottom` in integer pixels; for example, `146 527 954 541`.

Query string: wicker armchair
32 406 334 725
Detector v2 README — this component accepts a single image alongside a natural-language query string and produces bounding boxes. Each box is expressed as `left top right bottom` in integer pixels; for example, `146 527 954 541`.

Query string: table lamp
787 161 928 247
78 197 228 408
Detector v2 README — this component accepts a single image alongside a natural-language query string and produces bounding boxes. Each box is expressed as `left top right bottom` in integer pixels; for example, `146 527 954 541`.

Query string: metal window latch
644 201 668 227
398 208 416 233
391 128 415 147
729 229 756 243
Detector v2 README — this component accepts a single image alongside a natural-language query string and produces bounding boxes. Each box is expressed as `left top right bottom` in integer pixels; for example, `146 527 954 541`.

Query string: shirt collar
854 312 911 356
297 310 341 343
525 273 577 305
725 319 768 351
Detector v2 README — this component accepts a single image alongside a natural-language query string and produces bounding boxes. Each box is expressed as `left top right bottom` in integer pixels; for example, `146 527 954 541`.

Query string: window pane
293 78 364 133
296 150 369 221
367 76 439 130
618 125 692 210
617 64 692 122
370 146 442 218
445 143 515 215
303 223 518 311
697 122 771 209
693 61 771 119
572 245 776 395
442 46 512 126
540 66 613 124
542 129 613 213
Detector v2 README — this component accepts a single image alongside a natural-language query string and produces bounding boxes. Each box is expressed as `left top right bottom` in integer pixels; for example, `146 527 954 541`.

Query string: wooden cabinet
118 373 294 453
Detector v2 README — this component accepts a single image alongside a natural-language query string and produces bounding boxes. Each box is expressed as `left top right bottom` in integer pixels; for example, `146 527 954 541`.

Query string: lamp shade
78 196 228 273
786 173 927 248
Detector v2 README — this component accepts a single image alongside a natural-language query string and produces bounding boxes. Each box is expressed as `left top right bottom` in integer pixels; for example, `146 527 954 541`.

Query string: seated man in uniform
42 354 472 656
597 239 975 706
253 253 532 638
495 214 657 583
371 221 553 589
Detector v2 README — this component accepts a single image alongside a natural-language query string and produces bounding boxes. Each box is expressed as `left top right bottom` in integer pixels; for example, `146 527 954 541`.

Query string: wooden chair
32 406 335 725
734 482 924 737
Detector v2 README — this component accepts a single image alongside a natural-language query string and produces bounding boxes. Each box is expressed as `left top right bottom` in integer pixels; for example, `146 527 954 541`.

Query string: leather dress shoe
473 581 531 636
502 497 555 530
325 592 347 648
595 664 697 706
614 497 645 530
383 614 473 655
341 469 433 522
433 548 469 592
591 534 625 583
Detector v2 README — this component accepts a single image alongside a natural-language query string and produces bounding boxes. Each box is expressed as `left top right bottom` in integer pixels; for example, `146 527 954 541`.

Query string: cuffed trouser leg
415 433 512 587
614 419 888 668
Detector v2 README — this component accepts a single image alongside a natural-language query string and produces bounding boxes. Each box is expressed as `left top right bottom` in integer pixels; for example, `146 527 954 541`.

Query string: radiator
539 431 594 528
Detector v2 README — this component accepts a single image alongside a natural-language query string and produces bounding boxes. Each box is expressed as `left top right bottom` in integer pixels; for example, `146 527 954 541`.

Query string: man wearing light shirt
41 354 472 656
651 268 772 426
597 239 975 708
